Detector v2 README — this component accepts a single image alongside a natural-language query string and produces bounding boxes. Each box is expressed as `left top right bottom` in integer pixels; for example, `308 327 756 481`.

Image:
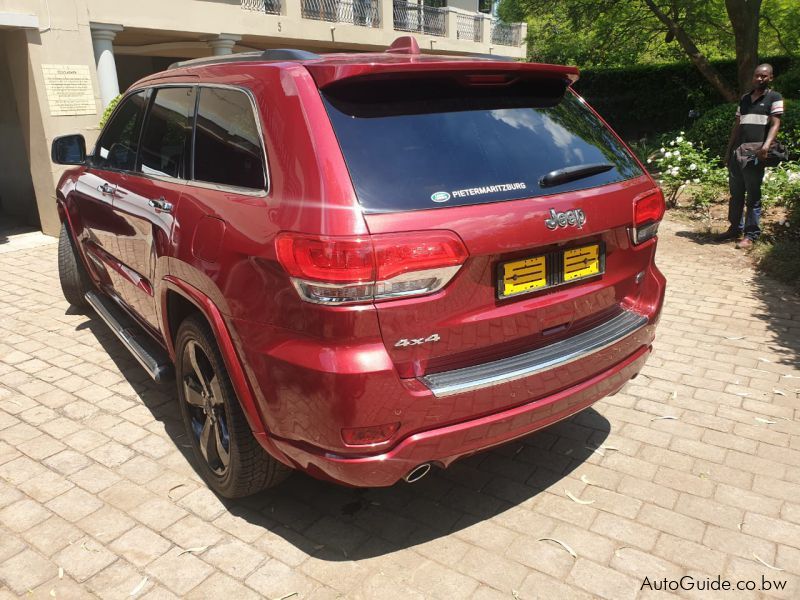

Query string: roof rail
168 48 321 70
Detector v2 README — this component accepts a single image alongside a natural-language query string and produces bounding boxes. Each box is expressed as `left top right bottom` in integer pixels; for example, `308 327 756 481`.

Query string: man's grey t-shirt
736 89 784 145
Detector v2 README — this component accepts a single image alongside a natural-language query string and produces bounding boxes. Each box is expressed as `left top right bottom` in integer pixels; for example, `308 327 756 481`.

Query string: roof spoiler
385 36 514 62
308 60 579 89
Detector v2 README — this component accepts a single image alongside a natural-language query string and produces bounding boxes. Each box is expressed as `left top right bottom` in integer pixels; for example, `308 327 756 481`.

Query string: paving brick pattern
0 217 798 599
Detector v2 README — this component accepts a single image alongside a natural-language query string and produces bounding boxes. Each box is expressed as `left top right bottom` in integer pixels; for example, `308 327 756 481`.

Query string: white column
207 34 241 56
480 15 491 46
90 23 123 109
446 9 458 40
380 0 394 33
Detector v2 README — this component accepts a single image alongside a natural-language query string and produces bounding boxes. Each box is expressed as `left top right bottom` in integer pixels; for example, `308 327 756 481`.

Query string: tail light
275 230 468 305
632 190 665 245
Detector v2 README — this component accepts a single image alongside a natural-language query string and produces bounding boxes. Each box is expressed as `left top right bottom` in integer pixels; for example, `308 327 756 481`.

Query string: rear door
322 73 656 393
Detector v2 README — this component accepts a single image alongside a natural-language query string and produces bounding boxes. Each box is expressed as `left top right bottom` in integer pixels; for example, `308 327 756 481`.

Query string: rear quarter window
193 87 266 190
322 76 642 212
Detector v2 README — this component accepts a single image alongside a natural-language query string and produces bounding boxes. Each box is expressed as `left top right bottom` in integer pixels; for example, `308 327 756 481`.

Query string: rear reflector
341 422 400 446
632 190 665 245
276 231 468 305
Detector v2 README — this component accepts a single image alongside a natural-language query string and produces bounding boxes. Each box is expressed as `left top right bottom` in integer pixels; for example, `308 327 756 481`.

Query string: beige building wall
1 0 103 235
0 0 527 236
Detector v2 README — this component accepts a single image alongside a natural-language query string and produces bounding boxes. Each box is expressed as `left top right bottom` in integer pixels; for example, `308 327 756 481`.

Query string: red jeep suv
51 37 666 497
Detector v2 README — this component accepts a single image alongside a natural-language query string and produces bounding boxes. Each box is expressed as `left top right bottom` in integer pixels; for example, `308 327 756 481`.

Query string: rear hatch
317 66 657 412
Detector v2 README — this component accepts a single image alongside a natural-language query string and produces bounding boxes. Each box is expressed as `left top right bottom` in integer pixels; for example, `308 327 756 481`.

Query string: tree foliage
500 0 798 98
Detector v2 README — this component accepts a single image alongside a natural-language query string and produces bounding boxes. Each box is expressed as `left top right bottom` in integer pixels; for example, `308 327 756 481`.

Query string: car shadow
223 412 610 561
74 307 611 560
74 312 194 461
670 228 799 367
674 229 718 245
750 271 800 368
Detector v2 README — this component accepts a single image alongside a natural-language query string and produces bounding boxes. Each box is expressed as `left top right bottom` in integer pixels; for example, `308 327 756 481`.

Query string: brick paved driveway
0 216 798 599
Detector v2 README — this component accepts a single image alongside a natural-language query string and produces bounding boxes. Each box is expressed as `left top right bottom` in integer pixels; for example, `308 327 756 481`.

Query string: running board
85 291 174 384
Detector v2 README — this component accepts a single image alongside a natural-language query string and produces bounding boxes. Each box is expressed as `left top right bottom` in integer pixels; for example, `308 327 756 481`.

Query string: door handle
148 197 174 213
98 183 115 195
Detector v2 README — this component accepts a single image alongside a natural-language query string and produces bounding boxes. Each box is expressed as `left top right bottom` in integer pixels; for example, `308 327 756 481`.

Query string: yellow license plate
498 243 604 299
500 255 547 298
564 244 601 281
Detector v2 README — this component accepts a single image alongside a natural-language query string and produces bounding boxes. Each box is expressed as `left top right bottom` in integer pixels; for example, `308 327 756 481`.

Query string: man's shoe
735 237 754 250
714 228 742 242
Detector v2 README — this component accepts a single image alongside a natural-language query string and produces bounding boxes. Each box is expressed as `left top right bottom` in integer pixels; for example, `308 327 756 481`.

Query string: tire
58 222 92 309
175 315 290 497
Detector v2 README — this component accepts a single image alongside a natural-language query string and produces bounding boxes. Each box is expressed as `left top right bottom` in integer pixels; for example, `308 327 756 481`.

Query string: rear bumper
269 344 650 487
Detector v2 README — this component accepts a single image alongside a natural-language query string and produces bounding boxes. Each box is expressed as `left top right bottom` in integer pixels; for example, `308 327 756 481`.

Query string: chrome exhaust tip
403 463 432 483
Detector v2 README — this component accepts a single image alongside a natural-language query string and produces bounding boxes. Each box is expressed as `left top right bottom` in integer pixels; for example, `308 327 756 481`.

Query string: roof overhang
0 12 39 30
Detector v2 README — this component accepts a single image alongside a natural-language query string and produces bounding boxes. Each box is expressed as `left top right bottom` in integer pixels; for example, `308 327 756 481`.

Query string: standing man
717 64 783 250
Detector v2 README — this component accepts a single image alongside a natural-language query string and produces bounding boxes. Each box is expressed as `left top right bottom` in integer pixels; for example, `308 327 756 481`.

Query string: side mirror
51 134 86 165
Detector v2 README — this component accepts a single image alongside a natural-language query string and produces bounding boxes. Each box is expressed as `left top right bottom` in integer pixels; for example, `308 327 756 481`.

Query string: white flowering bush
762 160 800 208
649 133 727 208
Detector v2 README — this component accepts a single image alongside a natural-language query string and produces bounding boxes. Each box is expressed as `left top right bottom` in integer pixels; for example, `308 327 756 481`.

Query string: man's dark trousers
728 160 766 240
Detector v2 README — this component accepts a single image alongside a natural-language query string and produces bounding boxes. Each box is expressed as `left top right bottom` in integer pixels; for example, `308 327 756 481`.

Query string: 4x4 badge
395 334 440 348
544 208 586 230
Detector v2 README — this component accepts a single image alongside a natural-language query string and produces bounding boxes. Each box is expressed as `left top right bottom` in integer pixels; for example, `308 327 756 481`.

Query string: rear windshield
321 75 642 213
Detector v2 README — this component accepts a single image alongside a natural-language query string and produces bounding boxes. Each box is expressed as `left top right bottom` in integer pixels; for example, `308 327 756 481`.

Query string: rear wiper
539 163 614 188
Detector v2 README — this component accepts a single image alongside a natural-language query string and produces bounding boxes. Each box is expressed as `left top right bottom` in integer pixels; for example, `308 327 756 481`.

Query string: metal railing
241 0 282 15
393 2 446 37
456 13 482 42
301 0 381 27
491 21 522 46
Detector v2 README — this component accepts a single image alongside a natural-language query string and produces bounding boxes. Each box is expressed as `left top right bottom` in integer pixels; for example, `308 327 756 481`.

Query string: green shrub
773 68 800 99
757 160 800 289
649 133 727 208
99 94 122 128
686 103 737 161
573 55 796 139
627 131 678 164
762 160 800 207
688 99 800 162
777 99 800 156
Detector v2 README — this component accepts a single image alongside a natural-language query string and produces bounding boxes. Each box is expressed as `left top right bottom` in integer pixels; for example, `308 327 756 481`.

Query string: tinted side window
194 88 266 189
138 87 196 179
94 91 147 171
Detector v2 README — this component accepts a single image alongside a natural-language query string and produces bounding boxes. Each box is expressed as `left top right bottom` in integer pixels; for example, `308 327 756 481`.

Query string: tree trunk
725 0 762 95
642 0 738 102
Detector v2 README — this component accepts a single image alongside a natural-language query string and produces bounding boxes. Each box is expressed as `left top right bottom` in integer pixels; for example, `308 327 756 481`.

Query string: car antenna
385 36 421 55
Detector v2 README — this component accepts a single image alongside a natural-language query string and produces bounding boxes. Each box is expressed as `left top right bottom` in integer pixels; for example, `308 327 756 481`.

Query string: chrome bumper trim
418 310 649 398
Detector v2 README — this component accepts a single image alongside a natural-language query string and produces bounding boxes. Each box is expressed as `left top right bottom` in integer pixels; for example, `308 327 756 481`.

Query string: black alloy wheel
175 315 291 497
182 339 231 476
